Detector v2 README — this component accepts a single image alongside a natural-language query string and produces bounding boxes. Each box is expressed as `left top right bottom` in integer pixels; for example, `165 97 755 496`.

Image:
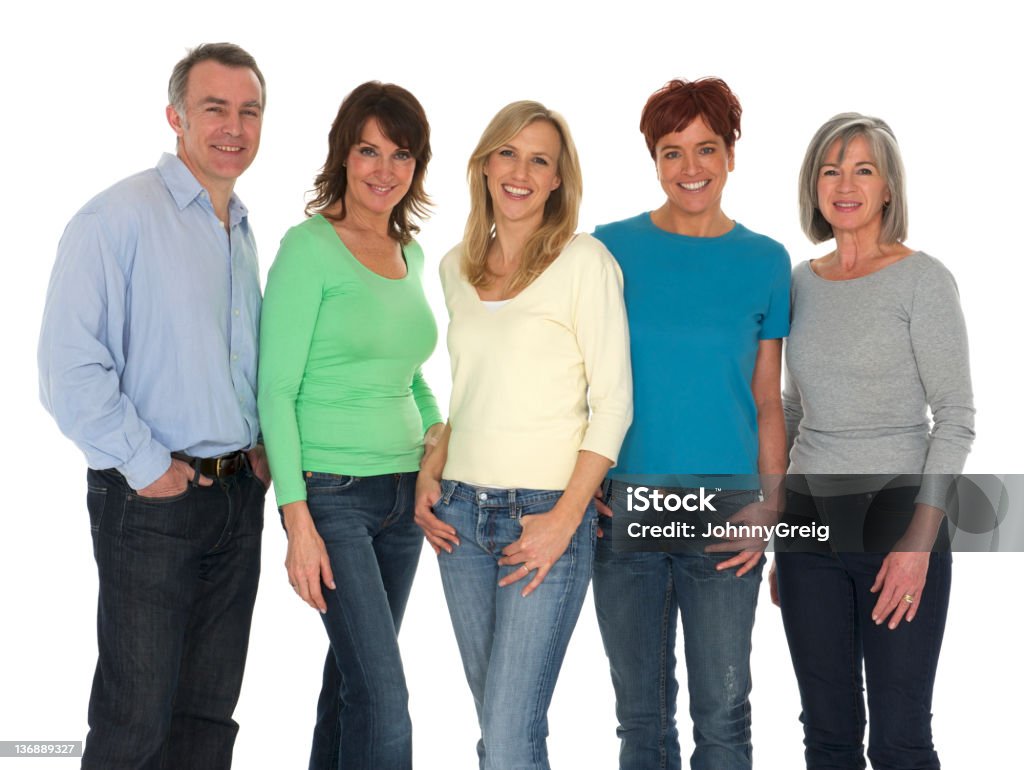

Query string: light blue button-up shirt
39 153 262 490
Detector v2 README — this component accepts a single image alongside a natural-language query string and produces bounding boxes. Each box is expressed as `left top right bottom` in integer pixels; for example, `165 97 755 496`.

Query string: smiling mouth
214 145 243 153
369 184 395 194
502 184 531 198
679 180 710 191
834 201 861 210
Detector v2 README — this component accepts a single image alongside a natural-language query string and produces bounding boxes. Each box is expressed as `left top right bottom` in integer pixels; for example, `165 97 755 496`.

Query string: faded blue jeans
302 471 421 770
593 480 764 770
434 480 597 770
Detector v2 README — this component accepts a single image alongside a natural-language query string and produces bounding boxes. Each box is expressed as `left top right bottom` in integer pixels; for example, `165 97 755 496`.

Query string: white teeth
371 185 392 193
214 145 242 152
679 180 709 191
835 202 859 208
502 184 530 196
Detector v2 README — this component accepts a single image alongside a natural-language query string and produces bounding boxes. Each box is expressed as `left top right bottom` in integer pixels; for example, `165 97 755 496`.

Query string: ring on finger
520 564 530 572
902 593 914 604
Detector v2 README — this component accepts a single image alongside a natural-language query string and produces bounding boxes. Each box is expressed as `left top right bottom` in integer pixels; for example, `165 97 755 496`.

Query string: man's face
166 60 263 192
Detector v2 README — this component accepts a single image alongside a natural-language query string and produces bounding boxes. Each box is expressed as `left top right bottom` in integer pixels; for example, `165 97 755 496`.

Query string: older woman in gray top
770 114 974 770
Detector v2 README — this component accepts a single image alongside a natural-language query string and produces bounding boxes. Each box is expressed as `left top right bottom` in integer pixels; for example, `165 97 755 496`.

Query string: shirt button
232 354 238 361
233 308 240 316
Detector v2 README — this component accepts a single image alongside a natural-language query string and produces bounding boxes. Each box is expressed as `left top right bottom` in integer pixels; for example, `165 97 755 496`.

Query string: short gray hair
167 42 266 117
798 112 908 244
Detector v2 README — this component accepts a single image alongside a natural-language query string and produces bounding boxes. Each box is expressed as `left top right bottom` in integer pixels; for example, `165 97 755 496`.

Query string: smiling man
38 43 269 769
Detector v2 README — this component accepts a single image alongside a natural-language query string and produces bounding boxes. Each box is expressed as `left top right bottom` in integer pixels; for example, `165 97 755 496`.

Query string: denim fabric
83 465 265 770
434 480 597 770
302 471 421 770
775 547 951 770
593 480 764 770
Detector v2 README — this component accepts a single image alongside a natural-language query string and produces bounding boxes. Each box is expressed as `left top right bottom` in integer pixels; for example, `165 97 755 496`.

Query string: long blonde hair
462 101 582 293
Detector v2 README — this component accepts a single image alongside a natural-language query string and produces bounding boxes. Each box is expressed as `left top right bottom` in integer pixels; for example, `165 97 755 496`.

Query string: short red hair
639 78 742 158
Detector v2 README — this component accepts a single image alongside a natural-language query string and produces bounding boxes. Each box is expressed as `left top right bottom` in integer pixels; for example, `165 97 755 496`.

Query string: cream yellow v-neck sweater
439 234 632 489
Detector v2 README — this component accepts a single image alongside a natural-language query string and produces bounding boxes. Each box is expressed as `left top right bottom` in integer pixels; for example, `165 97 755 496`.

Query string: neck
653 202 732 238
832 223 888 270
491 215 540 270
338 193 393 239
175 148 234 225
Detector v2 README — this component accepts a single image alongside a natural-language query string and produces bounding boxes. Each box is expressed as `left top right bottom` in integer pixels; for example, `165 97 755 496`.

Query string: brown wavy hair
306 82 431 244
639 77 742 158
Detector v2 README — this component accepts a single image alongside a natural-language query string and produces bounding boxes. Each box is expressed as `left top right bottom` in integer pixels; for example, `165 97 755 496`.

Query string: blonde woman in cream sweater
414 101 632 770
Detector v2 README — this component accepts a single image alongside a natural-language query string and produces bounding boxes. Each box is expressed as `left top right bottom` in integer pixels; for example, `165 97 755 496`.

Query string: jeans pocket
124 489 193 538
87 485 108 532
305 471 359 494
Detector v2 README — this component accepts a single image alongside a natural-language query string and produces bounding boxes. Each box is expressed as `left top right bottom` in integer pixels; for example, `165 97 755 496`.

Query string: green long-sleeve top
258 215 443 507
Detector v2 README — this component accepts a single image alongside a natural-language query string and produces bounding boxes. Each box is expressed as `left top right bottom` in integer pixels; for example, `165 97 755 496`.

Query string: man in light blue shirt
38 43 269 769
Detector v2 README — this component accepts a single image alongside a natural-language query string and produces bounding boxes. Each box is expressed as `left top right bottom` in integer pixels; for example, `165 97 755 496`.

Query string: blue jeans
83 464 265 770
434 480 597 770
593 480 764 770
301 471 421 770
775 547 951 770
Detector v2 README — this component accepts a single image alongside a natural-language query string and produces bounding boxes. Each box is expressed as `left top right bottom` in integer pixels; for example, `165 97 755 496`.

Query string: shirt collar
156 153 249 226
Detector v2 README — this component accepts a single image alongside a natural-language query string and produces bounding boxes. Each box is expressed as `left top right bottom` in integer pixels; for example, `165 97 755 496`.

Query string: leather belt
172 450 246 478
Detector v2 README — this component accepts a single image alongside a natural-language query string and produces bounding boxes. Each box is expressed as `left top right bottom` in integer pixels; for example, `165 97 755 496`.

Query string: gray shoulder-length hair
798 112 908 245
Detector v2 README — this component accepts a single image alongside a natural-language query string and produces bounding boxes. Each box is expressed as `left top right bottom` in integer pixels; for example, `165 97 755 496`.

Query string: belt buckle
214 456 227 477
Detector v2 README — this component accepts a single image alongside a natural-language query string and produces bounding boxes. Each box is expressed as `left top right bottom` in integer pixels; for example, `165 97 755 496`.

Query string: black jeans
775 491 951 769
83 465 265 770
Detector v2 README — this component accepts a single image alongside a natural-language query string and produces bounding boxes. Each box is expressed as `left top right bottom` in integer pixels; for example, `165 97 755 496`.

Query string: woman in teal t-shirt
258 82 442 770
591 78 791 770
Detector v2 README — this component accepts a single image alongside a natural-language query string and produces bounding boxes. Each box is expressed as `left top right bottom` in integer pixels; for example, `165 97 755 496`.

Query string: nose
222 110 243 137
683 151 701 175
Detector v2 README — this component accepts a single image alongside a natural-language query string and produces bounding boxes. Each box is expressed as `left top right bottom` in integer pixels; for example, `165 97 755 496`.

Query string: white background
1 1 1021 767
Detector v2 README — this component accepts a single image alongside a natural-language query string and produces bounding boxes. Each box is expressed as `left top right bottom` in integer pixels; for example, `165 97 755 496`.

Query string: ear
550 174 561 192
727 146 736 173
166 104 185 138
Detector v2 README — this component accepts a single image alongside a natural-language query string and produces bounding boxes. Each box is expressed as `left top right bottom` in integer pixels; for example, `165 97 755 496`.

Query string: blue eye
531 157 549 166
663 150 680 160
698 146 715 155
856 167 873 175
359 147 377 157
822 169 838 176
395 150 412 161
498 149 514 158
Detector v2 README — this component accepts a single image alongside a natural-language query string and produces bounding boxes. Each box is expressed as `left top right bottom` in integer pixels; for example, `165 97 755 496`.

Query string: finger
522 564 551 597
320 552 336 591
870 561 888 593
197 473 215 487
711 549 753 570
733 551 764 578
501 540 525 559
426 531 455 554
498 562 531 588
886 595 912 630
906 589 922 623
769 568 780 608
871 582 900 624
307 577 327 614
597 525 604 539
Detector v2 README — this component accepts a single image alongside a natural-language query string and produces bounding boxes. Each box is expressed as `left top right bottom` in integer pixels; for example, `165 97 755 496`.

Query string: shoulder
592 213 650 249
73 167 165 224
729 223 791 265
905 251 961 298
560 233 620 271
269 217 335 275
439 242 467 287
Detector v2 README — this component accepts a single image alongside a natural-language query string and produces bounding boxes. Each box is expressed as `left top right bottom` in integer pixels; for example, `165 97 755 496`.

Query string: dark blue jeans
303 472 421 770
593 481 764 770
775 550 951 770
83 464 265 770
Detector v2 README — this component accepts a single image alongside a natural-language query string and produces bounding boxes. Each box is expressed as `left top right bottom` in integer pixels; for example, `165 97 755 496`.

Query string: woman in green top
257 82 443 770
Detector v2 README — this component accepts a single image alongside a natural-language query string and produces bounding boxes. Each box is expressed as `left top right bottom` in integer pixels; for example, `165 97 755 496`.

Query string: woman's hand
498 505 580 597
706 499 778 577
281 501 335 613
870 550 929 629
594 483 612 538
768 557 781 607
414 471 459 555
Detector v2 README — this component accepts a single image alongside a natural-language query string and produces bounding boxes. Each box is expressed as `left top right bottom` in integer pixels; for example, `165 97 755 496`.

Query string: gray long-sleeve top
782 252 975 510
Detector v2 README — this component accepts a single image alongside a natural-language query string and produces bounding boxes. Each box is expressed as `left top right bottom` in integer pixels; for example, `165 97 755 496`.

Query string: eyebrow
198 96 262 110
659 140 718 151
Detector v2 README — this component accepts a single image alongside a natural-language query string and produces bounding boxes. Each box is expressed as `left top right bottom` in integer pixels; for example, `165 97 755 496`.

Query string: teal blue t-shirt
593 213 791 480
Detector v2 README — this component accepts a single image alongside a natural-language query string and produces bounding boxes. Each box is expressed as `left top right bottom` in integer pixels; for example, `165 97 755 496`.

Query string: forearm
419 422 450 481
550 450 613 528
756 400 787 511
